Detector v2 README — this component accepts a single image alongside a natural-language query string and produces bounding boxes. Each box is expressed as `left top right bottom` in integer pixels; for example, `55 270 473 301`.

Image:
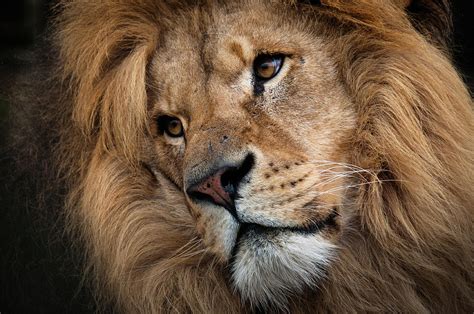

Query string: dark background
0 1 473 313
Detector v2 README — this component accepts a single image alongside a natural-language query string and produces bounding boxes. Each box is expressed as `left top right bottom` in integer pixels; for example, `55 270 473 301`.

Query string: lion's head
34 0 474 312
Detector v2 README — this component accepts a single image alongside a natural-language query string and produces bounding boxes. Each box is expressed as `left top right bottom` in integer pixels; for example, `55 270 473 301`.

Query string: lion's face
147 3 355 306
53 0 473 311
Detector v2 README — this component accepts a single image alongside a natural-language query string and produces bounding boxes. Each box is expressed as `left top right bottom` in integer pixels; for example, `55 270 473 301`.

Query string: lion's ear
56 1 162 163
319 0 452 48
310 0 451 48
395 0 452 48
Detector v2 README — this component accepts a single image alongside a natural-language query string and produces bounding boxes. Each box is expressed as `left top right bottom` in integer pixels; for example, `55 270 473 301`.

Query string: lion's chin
230 223 337 310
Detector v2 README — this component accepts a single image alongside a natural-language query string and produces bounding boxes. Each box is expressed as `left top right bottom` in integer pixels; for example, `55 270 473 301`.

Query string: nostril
220 153 254 198
220 170 236 196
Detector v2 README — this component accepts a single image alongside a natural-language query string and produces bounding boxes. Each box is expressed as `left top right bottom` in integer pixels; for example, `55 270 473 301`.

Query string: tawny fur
9 0 473 312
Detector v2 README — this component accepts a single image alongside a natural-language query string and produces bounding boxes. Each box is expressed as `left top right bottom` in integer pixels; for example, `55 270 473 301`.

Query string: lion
6 0 473 312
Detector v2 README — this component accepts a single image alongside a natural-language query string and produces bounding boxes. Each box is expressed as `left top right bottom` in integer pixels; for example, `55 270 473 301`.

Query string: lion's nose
187 167 234 207
186 154 254 217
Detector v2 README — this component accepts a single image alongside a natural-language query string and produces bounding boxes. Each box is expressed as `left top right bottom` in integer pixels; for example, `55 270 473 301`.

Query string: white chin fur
231 231 335 311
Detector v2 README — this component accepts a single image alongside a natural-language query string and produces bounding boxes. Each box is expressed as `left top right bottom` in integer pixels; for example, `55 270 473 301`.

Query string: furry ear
55 0 164 163
397 0 452 48
320 0 451 49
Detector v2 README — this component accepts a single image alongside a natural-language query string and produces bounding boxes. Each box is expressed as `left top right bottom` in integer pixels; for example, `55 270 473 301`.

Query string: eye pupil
157 115 184 138
254 55 284 80
167 119 183 136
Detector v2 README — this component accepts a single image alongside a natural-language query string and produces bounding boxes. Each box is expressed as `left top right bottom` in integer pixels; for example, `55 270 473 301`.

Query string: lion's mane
7 0 473 312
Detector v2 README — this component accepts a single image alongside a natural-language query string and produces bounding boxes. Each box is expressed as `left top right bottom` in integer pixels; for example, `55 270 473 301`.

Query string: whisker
318 179 404 196
172 236 201 258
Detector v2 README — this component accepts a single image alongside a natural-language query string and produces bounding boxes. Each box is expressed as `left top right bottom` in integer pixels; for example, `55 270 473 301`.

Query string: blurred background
0 1 50 128
0 1 472 313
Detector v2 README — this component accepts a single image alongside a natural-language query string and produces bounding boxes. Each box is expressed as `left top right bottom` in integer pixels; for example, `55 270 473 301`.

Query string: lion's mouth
236 210 339 241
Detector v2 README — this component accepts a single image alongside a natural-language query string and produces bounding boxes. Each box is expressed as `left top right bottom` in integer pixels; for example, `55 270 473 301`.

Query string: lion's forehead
150 4 329 110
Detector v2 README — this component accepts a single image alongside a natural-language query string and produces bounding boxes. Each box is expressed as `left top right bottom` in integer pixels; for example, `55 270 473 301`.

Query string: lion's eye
157 115 184 138
253 54 284 80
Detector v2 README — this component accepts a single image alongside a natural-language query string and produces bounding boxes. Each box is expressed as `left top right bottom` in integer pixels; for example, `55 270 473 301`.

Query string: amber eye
253 54 284 80
157 115 184 138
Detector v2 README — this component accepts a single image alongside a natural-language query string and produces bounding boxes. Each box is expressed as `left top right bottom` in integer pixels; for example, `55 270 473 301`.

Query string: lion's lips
236 210 339 240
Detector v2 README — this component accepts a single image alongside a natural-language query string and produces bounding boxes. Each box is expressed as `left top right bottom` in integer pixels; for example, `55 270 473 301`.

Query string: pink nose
186 154 255 218
187 168 234 208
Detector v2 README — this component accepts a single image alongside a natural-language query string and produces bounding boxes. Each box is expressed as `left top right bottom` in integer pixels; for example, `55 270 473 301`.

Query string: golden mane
16 0 472 312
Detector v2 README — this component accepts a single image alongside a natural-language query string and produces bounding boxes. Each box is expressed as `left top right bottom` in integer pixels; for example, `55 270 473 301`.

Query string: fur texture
9 0 473 312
